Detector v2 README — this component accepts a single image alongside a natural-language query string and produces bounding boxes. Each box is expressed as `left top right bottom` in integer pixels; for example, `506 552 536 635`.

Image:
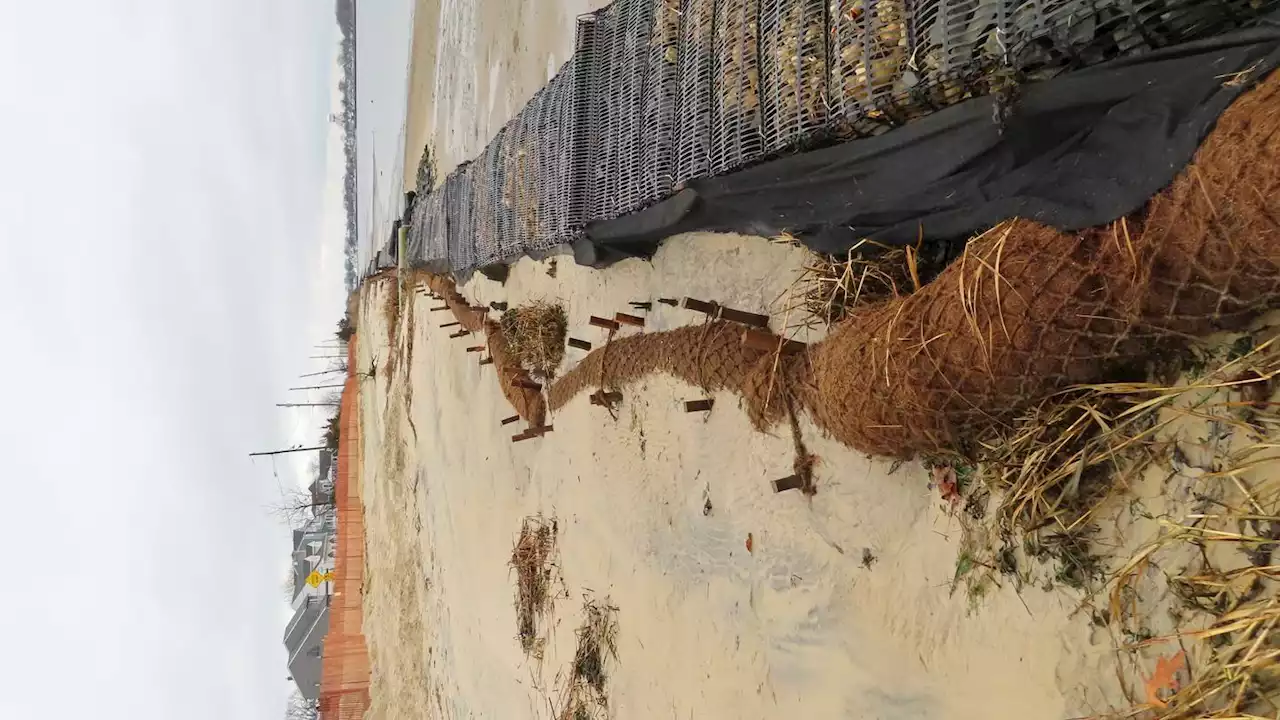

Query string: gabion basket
389 0 1278 276
712 0 766 175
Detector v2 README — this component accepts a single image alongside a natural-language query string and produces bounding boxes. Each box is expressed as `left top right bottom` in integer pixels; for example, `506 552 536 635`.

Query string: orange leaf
745 533 754 554
1144 650 1186 708
932 466 961 506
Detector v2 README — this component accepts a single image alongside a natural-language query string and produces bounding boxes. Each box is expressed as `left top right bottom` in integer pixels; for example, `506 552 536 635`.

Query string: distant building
284 595 329 701
285 509 337 701
308 480 335 518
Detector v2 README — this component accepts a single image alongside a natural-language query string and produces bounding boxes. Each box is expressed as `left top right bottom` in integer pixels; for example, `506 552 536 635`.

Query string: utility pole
288 384 347 391
277 399 340 407
299 369 344 379
249 445 328 458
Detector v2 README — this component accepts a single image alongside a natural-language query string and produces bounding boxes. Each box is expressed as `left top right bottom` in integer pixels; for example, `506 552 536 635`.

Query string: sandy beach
361 5 1280 719
356 232 1149 719
371 3 1130 718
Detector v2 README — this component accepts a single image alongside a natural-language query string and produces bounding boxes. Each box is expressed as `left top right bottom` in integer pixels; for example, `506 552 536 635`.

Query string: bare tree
285 690 318 720
270 486 335 530
283 569 300 602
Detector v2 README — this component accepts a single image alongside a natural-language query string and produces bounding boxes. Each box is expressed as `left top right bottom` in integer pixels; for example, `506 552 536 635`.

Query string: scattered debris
783 238 950 329
499 302 568 378
555 597 619 720
932 465 961 507
510 515 561 655
1143 650 1187 709
942 329 1280 715
861 548 877 569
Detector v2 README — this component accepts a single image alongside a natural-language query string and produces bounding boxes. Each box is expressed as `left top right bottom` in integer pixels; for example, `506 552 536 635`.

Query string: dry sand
400 0 609 190
368 3 1160 717
400 0 440 188
358 233 1144 719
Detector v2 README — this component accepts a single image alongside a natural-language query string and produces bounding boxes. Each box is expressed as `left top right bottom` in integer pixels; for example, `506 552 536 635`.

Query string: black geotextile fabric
578 15 1280 266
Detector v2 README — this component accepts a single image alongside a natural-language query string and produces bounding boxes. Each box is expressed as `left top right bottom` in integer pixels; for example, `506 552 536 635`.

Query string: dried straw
783 238 945 329
555 597 619 720
499 302 568 378
955 332 1280 717
510 515 560 655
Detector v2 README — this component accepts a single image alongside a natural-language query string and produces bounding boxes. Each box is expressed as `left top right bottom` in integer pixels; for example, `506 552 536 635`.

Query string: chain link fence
400 0 1277 275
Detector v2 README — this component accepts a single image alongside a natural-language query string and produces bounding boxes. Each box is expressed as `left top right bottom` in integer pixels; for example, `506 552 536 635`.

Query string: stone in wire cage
392 0 1279 276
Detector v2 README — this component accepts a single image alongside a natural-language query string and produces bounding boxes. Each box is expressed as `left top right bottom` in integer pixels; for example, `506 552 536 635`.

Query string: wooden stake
465 345 485 353
683 298 770 328
449 330 469 339
719 306 771 328
590 391 622 406
479 358 493 366
772 475 806 493
568 338 593 351
658 298 678 307
440 321 460 328
629 301 652 311
684 399 714 413
500 415 521 426
589 316 621 332
682 297 718 314
431 306 451 312
742 328 805 354
614 312 645 328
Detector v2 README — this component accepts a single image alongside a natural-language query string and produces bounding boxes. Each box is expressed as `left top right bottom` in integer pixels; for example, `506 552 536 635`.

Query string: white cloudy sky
0 1 347 717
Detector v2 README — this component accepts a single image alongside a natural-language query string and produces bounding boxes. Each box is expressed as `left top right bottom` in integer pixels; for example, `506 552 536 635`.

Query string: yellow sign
306 570 335 588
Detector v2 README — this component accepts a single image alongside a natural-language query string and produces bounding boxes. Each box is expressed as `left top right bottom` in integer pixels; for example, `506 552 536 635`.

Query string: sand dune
359 234 1133 719
401 0 608 190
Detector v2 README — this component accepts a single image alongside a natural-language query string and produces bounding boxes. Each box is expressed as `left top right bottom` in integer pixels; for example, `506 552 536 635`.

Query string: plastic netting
395 0 1277 275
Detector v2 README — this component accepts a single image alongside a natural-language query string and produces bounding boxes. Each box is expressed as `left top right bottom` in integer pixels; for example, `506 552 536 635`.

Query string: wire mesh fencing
674 0 718 187
396 0 1278 276
642 0 683 199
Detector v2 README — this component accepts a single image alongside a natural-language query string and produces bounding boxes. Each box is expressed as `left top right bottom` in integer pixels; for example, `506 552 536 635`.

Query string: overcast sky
0 1 347 717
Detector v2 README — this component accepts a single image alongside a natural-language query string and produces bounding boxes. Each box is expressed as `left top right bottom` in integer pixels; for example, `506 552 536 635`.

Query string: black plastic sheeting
578 17 1280 266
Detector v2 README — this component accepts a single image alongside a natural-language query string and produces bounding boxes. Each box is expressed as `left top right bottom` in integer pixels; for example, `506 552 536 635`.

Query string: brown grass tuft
556 597 619 720
949 331 1280 716
499 302 568 379
510 515 560 655
788 239 948 329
